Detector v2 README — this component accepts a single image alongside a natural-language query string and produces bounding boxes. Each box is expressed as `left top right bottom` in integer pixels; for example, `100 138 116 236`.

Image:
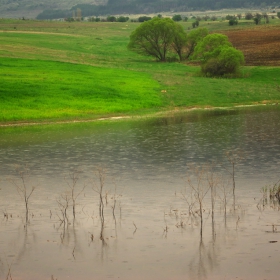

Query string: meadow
0 18 280 123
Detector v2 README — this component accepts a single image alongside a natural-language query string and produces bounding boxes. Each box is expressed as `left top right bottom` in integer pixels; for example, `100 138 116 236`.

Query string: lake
0 105 280 280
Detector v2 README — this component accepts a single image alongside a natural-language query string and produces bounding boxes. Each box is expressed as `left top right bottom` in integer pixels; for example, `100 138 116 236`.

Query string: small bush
138 16 151 22
117 16 129 22
107 16 116 22
192 20 199 28
172 14 182 21
254 13 262 25
226 14 235 20
245 12 253 20
229 18 238 25
201 46 244 77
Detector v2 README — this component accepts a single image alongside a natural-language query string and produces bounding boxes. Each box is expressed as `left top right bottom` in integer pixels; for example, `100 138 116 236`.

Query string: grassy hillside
0 19 280 124
0 58 162 121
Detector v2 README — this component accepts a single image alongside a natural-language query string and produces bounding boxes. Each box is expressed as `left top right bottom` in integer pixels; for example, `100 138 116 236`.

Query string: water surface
0 106 280 280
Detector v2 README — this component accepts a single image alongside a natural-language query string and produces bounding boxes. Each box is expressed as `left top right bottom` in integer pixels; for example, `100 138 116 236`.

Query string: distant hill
0 0 278 19
0 0 106 19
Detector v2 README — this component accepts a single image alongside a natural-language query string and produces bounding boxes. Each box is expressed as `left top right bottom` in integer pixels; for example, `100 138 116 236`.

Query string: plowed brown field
221 25 280 66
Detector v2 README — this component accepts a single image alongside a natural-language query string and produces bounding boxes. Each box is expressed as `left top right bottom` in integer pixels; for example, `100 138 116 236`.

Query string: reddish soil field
221 25 280 66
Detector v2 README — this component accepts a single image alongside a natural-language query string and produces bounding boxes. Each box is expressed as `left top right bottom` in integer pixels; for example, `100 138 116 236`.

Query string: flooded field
0 106 280 280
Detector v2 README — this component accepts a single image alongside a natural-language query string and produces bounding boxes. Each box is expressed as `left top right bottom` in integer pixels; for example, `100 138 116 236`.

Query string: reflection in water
8 165 36 225
0 106 280 279
257 180 280 212
189 239 217 280
225 149 244 211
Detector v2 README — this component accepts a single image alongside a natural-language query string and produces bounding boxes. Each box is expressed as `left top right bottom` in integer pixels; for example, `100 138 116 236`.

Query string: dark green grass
0 20 280 123
162 66 280 106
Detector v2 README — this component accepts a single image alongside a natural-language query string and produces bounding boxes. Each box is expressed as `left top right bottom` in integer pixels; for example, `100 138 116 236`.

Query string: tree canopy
128 20 244 77
172 14 182 21
127 17 186 61
193 34 244 77
193 33 232 60
185 27 209 59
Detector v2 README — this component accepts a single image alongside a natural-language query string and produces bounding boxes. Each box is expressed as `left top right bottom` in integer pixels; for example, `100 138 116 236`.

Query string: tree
225 14 232 20
76 8 82 20
245 12 253 20
253 13 262 24
172 24 188 61
185 27 209 59
128 17 186 61
193 33 232 61
202 15 210 21
192 20 199 28
138 16 151 22
229 18 238 25
201 46 244 77
107 15 116 22
117 16 129 22
193 34 244 77
262 13 269 23
172 14 182 21
277 12 280 19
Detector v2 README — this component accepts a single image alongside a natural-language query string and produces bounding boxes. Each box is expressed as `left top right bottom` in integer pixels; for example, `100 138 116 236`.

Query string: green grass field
0 19 280 123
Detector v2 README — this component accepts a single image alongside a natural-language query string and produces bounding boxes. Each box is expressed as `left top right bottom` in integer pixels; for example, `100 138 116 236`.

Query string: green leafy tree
185 27 209 59
245 12 253 20
193 34 244 77
193 33 232 60
128 17 186 61
117 16 129 22
172 24 188 61
172 14 182 21
254 13 262 24
229 18 238 25
277 12 280 19
226 14 235 20
107 15 116 22
201 46 244 77
138 16 152 22
192 20 200 28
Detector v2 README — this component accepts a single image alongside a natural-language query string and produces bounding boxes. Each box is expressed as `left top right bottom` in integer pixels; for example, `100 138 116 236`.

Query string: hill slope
0 0 106 19
0 0 278 19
